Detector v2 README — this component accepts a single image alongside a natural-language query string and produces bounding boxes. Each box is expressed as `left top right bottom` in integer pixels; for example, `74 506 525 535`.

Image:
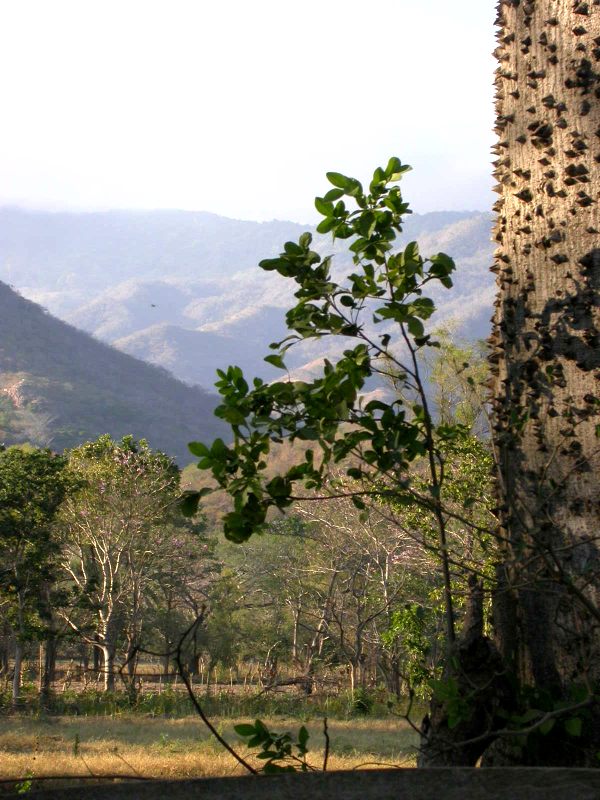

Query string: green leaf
539 718 555 735
180 491 201 517
323 188 345 202
357 211 376 238
235 723 258 737
211 438 228 457
564 717 582 737
188 441 210 457
266 476 291 500
298 726 309 748
385 156 402 178
284 241 303 256
315 197 334 216
247 735 264 747
407 317 424 338
259 257 286 272
568 684 589 704
517 708 542 724
346 179 363 198
317 217 335 234
326 171 351 189
264 354 287 370
394 166 411 181
404 241 420 262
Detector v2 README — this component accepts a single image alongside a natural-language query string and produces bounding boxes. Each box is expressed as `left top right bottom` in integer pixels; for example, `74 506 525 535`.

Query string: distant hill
0 208 309 313
113 321 283 389
0 207 495 391
0 281 226 464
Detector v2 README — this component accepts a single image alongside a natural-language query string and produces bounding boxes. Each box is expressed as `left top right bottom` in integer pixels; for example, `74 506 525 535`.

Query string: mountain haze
0 207 495 391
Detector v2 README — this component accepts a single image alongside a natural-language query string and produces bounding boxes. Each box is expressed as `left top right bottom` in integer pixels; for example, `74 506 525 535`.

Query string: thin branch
173 616 258 775
322 717 330 772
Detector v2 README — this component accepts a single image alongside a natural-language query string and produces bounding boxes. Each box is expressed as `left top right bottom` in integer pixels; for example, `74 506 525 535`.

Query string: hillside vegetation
0 281 225 463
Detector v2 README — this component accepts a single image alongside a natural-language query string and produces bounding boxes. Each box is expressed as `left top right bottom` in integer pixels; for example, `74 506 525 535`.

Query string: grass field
0 714 418 792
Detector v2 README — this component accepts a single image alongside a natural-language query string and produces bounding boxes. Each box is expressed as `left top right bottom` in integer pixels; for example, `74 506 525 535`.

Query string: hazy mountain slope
0 207 495 390
114 322 283 388
0 282 225 463
66 280 216 340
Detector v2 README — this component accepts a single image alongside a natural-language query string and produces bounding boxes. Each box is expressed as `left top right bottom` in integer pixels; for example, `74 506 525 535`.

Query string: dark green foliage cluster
234 720 310 773
0 446 72 639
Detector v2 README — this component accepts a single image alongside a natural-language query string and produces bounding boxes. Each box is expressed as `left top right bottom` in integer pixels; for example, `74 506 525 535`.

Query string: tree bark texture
40 635 58 704
12 639 23 708
102 644 116 692
486 0 600 765
418 579 511 766
422 2 600 766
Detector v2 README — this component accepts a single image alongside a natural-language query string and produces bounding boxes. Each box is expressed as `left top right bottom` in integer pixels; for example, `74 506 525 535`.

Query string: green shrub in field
351 688 374 716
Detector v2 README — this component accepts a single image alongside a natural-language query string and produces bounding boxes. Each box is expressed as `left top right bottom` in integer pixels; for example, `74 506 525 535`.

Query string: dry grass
0 714 417 788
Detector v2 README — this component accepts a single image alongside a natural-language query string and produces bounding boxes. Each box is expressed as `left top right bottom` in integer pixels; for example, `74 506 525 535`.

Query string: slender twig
388 686 425 739
121 613 258 775
77 754 95 778
173 616 258 775
111 749 144 779
322 717 330 772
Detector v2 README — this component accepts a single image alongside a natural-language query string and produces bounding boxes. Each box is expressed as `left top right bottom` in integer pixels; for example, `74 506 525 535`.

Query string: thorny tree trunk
488 0 600 765
421 0 600 766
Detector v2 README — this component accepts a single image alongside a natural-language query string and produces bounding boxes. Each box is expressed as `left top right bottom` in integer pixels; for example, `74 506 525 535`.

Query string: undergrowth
0 684 421 722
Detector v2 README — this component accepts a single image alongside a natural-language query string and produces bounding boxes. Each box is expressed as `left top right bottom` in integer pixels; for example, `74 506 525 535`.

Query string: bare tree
57 436 180 691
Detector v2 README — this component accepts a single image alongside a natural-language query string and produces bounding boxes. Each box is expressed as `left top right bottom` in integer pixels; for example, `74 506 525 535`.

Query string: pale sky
0 0 498 223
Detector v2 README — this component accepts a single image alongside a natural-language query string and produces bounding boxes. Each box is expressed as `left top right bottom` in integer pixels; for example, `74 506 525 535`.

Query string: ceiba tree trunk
421 0 600 766
487 0 600 764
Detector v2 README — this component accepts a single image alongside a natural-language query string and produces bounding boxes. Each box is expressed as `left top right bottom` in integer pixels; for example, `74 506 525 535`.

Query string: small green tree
0 445 71 706
186 159 462 644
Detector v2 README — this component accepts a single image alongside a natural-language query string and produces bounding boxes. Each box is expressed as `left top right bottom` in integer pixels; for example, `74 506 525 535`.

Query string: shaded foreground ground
6 769 600 800
0 716 417 792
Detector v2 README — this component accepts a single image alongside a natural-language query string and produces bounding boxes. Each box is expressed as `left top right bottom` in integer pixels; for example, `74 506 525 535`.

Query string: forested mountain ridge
0 207 495 390
0 281 225 463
